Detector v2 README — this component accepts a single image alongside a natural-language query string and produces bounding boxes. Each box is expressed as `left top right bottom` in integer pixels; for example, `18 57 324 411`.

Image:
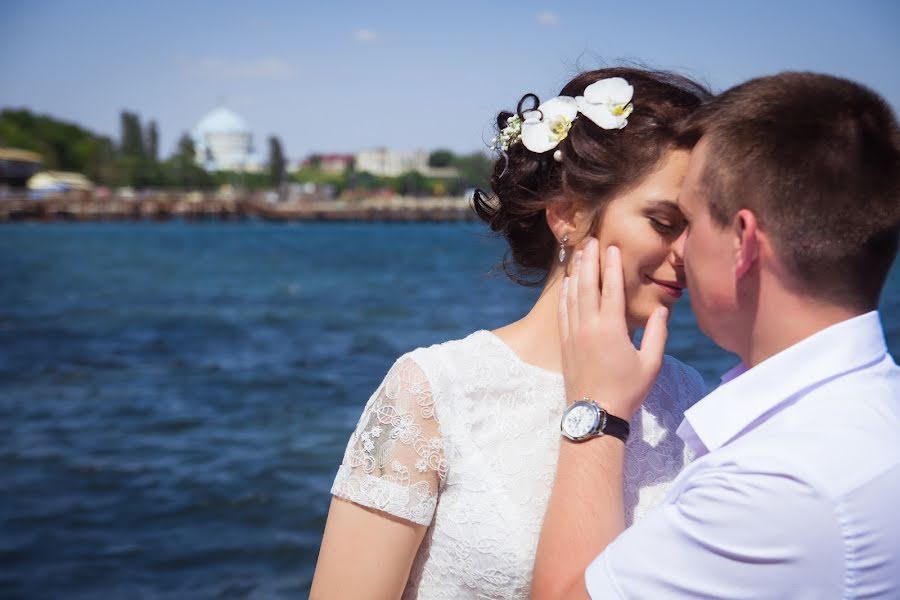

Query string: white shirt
331 330 706 599
585 311 900 599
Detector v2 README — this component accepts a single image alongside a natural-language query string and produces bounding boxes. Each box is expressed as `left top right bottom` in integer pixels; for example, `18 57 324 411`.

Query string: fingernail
575 250 583 264
562 276 569 291
607 245 619 259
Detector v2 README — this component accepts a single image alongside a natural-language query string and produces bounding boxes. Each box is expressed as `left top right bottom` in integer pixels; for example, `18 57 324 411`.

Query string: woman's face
586 149 691 331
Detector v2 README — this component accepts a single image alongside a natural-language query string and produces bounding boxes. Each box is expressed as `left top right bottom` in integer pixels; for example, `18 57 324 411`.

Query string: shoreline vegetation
0 193 479 223
0 109 495 224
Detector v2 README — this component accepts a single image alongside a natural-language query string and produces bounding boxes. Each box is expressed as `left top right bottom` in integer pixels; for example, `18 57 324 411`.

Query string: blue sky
2 0 898 161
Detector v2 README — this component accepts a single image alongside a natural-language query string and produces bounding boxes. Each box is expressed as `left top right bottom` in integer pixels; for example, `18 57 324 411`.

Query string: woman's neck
491 269 639 374
491 274 566 375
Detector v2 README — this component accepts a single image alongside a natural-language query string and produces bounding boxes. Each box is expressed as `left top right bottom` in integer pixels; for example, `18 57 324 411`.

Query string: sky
2 0 899 162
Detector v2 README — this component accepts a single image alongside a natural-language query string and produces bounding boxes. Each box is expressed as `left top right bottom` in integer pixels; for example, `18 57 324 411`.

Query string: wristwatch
561 398 630 443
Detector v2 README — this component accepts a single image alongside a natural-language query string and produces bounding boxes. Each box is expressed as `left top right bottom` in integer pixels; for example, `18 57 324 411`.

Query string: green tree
0 108 185 188
211 169 270 190
173 133 196 185
268 136 286 188
0 108 119 185
116 110 147 186
146 120 159 161
398 170 429 196
452 152 492 190
292 165 349 195
82 136 117 184
165 132 211 189
119 111 145 157
428 149 455 168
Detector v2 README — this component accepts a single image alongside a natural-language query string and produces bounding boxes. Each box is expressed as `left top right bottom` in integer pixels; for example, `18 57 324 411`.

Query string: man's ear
545 199 579 242
732 209 759 279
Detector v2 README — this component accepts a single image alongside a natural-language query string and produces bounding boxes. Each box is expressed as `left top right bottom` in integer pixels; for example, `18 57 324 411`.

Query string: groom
531 72 900 599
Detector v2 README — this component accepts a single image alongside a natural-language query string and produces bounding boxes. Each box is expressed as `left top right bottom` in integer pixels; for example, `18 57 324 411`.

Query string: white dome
190 106 260 172
195 107 249 135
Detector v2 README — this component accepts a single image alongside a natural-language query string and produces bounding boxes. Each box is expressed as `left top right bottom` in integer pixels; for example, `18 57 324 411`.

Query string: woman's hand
559 238 669 420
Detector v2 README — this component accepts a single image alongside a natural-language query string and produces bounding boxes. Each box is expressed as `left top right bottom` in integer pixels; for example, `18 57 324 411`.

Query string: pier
0 193 480 223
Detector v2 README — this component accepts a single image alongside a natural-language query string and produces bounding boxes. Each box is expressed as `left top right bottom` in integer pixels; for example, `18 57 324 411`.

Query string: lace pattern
331 356 447 526
332 330 707 599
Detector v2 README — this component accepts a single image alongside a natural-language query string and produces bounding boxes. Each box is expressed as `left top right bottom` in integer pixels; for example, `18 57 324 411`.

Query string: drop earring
558 234 570 263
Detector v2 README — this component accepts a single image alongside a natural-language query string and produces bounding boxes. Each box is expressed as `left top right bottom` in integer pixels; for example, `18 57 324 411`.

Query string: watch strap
600 412 630 443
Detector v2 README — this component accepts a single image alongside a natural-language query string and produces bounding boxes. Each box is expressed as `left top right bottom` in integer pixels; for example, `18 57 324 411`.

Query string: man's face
674 138 743 353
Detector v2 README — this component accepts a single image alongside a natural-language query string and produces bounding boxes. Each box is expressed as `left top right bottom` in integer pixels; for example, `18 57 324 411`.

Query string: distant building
27 171 94 198
0 147 43 191
354 148 458 178
297 153 354 174
192 107 263 172
355 148 426 177
318 154 355 173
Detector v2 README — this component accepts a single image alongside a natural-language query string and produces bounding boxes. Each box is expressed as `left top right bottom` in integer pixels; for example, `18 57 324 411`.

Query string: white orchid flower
576 77 634 130
520 96 579 153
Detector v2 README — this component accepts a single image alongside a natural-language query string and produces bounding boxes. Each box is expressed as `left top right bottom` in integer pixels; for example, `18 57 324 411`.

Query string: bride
311 67 710 599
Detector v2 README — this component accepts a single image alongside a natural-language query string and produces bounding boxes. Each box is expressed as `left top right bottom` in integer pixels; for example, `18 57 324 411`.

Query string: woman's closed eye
648 216 683 236
643 200 686 237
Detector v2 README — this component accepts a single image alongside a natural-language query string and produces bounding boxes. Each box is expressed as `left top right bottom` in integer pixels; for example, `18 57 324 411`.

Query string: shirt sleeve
331 355 447 526
584 463 844 599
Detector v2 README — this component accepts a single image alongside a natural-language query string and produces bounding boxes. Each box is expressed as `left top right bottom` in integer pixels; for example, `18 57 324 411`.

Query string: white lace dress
331 330 706 599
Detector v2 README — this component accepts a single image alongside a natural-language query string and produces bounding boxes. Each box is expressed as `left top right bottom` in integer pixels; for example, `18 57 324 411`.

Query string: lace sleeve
331 355 447 526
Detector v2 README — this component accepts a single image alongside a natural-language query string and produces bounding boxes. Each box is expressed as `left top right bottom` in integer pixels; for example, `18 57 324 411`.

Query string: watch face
562 402 599 440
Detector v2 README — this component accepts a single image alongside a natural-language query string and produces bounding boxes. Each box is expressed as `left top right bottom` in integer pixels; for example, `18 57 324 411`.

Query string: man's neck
742 290 865 368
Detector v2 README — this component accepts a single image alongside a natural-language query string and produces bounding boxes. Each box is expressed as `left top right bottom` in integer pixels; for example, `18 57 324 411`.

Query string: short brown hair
686 72 900 310
474 67 710 286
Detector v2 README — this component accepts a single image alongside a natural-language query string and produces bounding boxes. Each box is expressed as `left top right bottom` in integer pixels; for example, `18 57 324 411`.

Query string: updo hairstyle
473 67 710 287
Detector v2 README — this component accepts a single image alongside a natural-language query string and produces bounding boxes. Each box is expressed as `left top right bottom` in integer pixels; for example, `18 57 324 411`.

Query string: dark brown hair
683 72 900 310
474 67 710 286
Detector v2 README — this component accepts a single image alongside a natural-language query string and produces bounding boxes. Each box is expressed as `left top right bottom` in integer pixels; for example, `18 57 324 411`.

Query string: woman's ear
545 199 579 242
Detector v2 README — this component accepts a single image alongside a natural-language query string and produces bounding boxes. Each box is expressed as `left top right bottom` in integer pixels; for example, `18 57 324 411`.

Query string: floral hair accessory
492 115 523 151
521 96 578 153
492 77 635 155
575 77 634 130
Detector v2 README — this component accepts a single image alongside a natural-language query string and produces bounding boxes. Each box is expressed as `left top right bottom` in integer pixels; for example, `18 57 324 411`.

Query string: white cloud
352 29 378 43
536 11 559 26
186 57 296 80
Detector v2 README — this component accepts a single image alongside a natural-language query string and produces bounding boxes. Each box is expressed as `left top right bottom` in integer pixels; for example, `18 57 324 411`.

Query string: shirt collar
676 311 888 456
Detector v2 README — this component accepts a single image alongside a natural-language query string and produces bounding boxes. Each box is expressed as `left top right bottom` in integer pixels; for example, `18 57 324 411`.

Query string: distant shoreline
0 195 479 224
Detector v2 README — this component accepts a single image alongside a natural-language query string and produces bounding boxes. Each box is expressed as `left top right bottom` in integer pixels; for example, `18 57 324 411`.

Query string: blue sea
2 222 898 599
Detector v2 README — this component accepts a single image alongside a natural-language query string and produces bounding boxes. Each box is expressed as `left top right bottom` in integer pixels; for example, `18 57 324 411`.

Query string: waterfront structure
0 193 478 222
354 148 458 178
27 171 94 197
192 107 263 173
0 147 43 191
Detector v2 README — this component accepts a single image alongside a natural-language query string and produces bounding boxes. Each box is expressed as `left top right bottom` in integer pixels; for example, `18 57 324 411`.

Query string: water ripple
1 221 897 598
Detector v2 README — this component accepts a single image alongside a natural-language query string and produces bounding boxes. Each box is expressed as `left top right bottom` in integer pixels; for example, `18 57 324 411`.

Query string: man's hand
559 239 669 419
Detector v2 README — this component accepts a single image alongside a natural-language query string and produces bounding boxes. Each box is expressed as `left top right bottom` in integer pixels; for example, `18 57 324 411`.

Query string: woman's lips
648 276 685 299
